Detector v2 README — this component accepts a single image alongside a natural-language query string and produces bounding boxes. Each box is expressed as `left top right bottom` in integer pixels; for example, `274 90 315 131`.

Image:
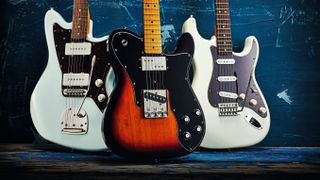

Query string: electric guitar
30 0 114 151
104 0 205 159
182 0 270 149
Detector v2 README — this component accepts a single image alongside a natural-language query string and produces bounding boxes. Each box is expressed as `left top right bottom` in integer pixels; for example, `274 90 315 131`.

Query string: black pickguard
105 29 205 157
208 43 268 118
53 24 111 111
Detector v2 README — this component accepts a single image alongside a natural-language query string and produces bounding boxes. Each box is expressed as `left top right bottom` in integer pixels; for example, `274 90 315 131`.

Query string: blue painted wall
0 0 319 146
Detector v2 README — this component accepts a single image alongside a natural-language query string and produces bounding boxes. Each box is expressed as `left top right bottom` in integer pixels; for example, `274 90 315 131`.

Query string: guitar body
182 17 270 149
104 30 205 158
30 9 114 151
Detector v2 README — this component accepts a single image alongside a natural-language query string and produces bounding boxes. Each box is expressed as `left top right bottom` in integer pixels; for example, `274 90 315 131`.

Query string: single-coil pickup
141 56 167 71
63 73 89 87
65 42 92 55
144 91 167 104
216 58 235 65
217 76 237 82
219 91 238 99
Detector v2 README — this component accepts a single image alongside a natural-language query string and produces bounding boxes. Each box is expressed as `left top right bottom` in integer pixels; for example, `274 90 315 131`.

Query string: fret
215 0 233 57
71 0 89 40
143 0 162 54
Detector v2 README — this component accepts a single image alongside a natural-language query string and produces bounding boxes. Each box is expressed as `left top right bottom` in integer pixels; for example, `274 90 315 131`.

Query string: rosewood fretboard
215 0 233 58
71 0 89 41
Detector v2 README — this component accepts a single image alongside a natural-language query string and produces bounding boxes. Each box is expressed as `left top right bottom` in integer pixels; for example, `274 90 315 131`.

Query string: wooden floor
0 144 319 179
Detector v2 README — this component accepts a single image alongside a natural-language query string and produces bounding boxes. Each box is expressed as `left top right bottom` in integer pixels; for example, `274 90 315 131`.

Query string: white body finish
182 17 270 149
30 9 114 151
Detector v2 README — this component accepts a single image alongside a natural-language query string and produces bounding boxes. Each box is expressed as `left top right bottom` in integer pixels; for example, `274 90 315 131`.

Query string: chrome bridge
143 89 168 118
218 103 239 116
60 107 88 134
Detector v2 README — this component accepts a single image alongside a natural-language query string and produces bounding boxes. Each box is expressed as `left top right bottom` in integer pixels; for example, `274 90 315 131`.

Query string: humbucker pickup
141 56 167 71
143 89 168 118
65 42 92 55
63 73 89 87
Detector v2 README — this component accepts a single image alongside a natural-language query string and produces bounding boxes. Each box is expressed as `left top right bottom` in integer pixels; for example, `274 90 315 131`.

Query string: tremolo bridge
218 103 239 116
143 90 168 118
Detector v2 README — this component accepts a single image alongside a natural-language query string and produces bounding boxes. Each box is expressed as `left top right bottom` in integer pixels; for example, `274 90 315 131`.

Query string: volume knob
98 94 106 102
95 79 104 87
194 109 202 117
184 132 191 139
181 115 190 123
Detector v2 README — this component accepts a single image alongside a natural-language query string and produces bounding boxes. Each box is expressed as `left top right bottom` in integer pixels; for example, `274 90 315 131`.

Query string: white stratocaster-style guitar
182 0 270 149
30 0 114 151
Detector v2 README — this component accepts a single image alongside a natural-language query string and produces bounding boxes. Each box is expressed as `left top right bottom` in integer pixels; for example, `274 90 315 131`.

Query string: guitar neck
71 0 89 41
143 0 162 55
215 0 233 58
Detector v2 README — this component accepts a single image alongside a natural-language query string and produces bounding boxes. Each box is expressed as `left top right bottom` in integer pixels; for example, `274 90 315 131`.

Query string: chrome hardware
63 89 87 96
143 89 168 118
194 125 202 133
249 99 258 106
121 39 128 47
95 79 103 87
141 56 167 71
218 103 238 116
98 94 106 102
181 115 190 123
60 108 88 134
194 109 202 117
245 114 263 130
184 132 191 139
259 107 267 115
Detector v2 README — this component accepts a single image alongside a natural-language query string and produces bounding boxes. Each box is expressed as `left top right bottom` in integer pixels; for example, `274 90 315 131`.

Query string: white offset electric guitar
30 0 114 151
182 0 270 149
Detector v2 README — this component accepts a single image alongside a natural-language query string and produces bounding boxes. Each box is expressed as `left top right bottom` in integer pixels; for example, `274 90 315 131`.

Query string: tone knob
194 125 202 133
259 107 267 115
184 132 191 139
249 99 257 106
194 109 202 117
97 94 106 102
181 115 190 123
239 93 246 101
95 79 103 87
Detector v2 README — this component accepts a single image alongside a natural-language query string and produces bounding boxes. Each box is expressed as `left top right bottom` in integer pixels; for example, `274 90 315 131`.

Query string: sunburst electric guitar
104 0 205 159
182 0 270 149
30 0 114 151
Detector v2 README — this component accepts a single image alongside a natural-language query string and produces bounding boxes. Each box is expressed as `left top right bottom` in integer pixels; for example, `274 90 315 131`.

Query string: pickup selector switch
181 115 190 123
249 99 257 106
194 109 202 117
98 94 106 102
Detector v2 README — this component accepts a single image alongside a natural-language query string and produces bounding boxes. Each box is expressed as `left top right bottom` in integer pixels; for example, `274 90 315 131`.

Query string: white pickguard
182 16 270 149
30 9 115 151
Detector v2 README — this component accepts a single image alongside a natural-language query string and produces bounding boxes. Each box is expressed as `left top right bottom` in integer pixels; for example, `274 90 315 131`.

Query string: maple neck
143 0 162 55
71 0 89 41
215 0 233 58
